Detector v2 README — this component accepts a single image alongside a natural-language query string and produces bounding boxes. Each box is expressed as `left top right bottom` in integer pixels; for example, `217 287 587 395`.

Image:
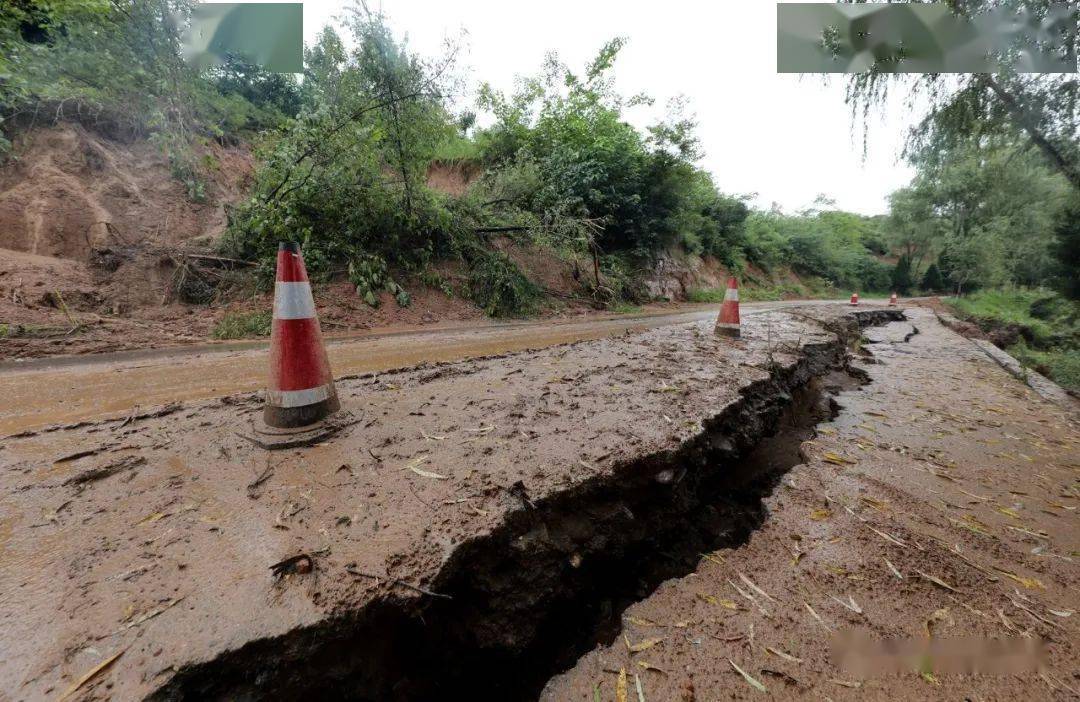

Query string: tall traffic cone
850 292 859 306
263 242 340 429
714 277 741 338
889 292 898 306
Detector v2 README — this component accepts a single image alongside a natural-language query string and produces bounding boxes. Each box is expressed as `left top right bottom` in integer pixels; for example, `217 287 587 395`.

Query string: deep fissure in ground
155 311 902 702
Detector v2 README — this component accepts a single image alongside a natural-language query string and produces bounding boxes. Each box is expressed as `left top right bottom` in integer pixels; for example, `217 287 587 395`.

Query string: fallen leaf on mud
420 429 446 441
593 683 601 702
626 637 664 653
58 649 125 700
925 466 957 482
625 616 657 627
884 558 903 579
915 570 959 592
701 551 725 566
410 466 449 480
822 452 855 466
829 678 862 688
616 669 628 702
739 572 780 603
866 525 907 547
804 602 831 631
809 508 832 521
959 489 991 502
637 661 666 674
635 673 646 702
921 672 940 686
949 515 993 537
829 595 863 614
730 580 771 618
696 593 718 605
765 646 803 664
992 567 1045 590
134 511 170 526
996 507 1021 519
404 454 430 471
1048 609 1074 618
1005 524 1049 539
729 659 767 693
122 596 186 630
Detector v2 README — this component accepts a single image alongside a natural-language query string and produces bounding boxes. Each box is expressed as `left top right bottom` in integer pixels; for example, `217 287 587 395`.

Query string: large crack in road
0 306 903 701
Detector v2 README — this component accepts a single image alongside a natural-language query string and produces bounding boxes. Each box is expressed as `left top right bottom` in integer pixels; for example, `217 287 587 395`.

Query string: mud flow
157 362 868 701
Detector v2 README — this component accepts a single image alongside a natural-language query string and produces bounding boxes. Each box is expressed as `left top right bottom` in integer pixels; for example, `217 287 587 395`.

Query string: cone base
245 407 354 451
715 325 741 339
263 393 341 430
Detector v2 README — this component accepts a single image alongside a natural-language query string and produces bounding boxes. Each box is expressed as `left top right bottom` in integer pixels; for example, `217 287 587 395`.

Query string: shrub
467 250 540 317
212 311 273 339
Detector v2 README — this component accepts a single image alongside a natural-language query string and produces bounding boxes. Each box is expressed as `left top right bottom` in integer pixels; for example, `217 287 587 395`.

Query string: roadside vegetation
211 310 273 340
1 1 1076 324
945 289 1079 391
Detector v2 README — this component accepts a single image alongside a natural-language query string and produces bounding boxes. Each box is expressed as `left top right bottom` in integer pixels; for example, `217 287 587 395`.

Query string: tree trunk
981 75 1080 192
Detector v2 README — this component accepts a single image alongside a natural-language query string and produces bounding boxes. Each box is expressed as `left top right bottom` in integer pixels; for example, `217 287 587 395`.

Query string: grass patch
946 288 1079 391
688 280 838 304
1009 342 1080 392
686 288 727 303
212 310 273 340
609 303 643 315
947 289 1059 346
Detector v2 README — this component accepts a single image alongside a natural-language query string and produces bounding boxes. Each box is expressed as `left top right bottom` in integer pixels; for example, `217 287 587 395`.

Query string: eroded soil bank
1 306 900 700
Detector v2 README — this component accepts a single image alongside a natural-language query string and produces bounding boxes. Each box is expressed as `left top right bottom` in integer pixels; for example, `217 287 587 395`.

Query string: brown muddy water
0 301 859 436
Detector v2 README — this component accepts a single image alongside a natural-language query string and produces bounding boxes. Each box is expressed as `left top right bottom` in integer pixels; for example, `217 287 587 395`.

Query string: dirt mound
0 124 252 261
0 124 258 357
425 159 481 196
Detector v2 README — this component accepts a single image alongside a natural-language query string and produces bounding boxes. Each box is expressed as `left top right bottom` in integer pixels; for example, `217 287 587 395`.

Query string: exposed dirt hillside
0 124 251 260
0 125 814 362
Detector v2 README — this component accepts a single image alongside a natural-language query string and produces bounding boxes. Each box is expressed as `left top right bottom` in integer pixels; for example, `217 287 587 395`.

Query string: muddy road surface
542 308 1079 701
0 299 863 436
3 303 1074 701
1 304 900 700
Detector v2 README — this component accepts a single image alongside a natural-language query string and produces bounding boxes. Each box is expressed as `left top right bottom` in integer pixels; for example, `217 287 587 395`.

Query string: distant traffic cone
263 242 340 429
889 292 898 306
714 277 741 338
850 292 859 306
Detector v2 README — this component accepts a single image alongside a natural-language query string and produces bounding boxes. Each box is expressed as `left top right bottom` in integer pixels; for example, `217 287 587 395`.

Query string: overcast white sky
288 0 917 215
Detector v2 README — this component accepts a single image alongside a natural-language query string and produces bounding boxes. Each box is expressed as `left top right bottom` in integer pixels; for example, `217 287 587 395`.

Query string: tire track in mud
153 310 903 701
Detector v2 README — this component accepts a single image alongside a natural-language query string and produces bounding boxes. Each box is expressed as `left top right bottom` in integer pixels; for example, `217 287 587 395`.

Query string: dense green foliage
881 138 1071 295
843 1 1079 297
472 45 751 264
0 1 298 150
737 206 891 292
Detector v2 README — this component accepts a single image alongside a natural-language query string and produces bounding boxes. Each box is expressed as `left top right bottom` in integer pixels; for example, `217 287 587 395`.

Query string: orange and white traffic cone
850 292 859 306
263 242 340 429
714 277 741 338
889 292 898 306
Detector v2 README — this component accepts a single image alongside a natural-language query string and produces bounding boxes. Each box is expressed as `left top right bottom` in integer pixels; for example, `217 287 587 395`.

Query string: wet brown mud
154 332 879 701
